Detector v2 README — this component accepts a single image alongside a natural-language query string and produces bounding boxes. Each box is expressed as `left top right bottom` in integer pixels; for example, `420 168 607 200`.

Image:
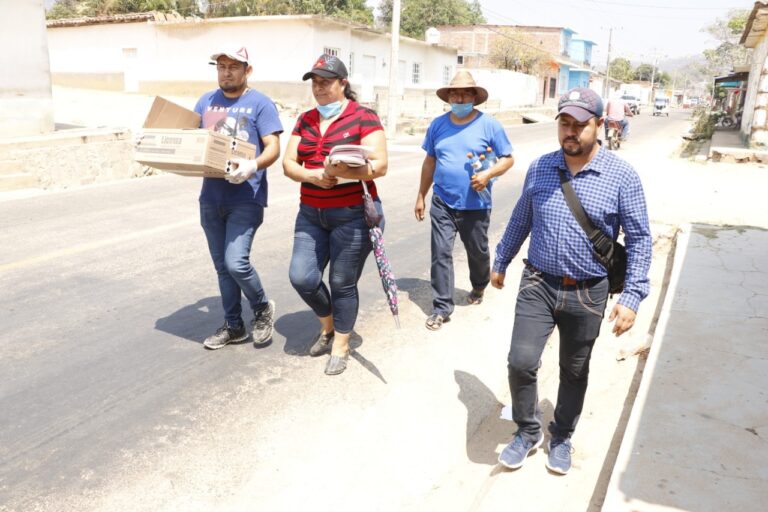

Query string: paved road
0 110 691 510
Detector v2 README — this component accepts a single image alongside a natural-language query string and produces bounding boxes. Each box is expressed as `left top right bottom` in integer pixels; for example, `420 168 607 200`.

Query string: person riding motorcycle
605 97 634 141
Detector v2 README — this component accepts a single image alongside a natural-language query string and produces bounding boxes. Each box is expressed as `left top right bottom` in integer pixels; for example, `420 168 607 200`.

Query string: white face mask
317 101 343 119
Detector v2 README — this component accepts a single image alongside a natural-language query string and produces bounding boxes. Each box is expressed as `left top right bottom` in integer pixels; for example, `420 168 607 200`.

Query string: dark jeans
200 202 268 329
605 118 630 140
288 202 383 334
507 263 610 443
429 194 491 316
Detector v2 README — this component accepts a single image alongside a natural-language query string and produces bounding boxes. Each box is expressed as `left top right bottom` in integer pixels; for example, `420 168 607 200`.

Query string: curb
600 224 691 511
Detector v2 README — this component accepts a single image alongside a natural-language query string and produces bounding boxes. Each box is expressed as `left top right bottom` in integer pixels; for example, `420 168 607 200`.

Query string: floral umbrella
361 180 400 327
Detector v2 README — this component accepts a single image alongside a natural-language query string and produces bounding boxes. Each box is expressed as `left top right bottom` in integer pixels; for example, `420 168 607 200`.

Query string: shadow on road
455 370 554 468
397 277 471 316
154 296 223 344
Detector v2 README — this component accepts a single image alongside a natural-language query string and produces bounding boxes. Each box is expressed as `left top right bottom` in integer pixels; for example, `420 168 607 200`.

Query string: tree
47 0 372 23
633 63 655 82
205 0 372 24
47 0 202 18
47 0 80 19
700 9 750 76
487 28 546 75
608 57 634 83
378 0 485 40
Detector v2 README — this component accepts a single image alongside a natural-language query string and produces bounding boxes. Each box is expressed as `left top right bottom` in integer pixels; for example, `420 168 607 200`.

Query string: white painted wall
466 68 539 109
742 32 768 144
46 15 456 99
0 0 54 136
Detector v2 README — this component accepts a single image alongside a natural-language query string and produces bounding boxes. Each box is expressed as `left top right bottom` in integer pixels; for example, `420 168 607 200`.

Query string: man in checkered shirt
491 87 652 475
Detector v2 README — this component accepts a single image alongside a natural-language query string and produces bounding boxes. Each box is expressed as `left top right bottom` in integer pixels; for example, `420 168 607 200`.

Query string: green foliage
46 0 373 23
657 71 671 87
700 9 750 75
47 0 202 18
633 63 655 81
608 57 634 83
377 0 486 40
47 0 80 19
691 104 715 140
488 28 546 75
205 0 372 24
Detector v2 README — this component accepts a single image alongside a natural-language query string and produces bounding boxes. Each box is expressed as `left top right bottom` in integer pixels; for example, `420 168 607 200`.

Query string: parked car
621 94 641 115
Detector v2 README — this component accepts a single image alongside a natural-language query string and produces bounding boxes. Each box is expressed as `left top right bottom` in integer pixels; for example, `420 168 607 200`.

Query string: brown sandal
425 313 450 330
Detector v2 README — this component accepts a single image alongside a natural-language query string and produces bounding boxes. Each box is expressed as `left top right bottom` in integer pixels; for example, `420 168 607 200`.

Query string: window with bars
443 66 452 85
412 62 421 84
323 47 340 57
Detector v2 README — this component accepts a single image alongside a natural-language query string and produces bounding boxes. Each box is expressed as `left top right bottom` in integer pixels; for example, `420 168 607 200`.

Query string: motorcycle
605 119 623 150
711 109 741 128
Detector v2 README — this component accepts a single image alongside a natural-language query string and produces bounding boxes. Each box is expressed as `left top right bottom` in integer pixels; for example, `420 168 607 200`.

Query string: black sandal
467 288 485 305
425 313 450 331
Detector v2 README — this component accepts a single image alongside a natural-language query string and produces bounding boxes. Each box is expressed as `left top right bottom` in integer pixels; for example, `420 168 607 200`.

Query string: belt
525 260 604 287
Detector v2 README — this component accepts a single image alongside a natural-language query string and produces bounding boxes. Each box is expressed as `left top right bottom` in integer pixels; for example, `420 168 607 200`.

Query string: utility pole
385 0 401 139
603 27 613 99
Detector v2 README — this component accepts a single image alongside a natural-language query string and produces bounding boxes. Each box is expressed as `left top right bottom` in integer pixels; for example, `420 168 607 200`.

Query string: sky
477 0 751 66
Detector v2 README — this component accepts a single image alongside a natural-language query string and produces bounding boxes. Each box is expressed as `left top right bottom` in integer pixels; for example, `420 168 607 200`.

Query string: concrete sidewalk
602 224 768 511
708 128 768 163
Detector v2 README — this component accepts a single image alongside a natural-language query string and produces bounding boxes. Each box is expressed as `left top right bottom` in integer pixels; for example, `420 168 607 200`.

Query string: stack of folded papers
328 144 373 167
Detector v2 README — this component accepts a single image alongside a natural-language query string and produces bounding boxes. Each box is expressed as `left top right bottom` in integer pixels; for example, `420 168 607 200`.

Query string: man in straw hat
414 71 514 331
491 87 651 475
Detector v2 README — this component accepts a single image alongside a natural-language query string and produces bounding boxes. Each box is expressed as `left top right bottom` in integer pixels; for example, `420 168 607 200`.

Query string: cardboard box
134 97 256 178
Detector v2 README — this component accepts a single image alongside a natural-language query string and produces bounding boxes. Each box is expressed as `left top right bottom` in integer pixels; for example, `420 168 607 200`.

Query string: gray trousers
429 194 491 316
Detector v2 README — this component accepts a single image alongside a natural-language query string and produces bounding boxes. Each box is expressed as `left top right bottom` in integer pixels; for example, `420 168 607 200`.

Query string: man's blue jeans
288 202 383 334
429 194 491 316
200 202 268 329
507 262 610 443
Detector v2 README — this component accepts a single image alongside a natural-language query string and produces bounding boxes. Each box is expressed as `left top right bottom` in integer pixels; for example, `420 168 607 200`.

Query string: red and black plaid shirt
292 101 383 208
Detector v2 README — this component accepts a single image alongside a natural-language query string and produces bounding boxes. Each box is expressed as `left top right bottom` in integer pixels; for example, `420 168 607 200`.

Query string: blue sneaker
498 433 543 469
546 437 573 475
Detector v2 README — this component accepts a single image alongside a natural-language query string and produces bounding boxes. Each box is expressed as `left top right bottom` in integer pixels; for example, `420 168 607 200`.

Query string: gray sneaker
203 323 248 350
498 432 543 469
251 300 275 347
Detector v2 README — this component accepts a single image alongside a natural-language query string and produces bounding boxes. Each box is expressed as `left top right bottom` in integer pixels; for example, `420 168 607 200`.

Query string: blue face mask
317 101 343 119
450 102 474 118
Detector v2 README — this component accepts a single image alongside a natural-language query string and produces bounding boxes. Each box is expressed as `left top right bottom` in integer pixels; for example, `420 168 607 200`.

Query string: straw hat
436 71 489 105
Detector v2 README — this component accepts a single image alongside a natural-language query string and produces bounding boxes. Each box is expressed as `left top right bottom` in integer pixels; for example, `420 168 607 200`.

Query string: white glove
225 157 258 184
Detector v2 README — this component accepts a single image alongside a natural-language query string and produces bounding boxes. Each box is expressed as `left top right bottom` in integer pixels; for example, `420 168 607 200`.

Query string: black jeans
429 194 491 316
507 263 610 443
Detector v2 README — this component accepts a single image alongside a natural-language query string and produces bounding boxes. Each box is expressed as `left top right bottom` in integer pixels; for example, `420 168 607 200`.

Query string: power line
586 0 743 10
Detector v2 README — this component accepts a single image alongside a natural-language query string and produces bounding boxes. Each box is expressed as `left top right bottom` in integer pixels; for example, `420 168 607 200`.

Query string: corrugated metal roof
740 2 768 47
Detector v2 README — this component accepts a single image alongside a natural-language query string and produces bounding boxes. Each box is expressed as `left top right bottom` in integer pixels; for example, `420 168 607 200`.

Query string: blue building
566 37 597 90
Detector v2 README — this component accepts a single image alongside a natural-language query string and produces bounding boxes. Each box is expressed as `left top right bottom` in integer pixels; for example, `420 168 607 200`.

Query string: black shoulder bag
558 170 627 294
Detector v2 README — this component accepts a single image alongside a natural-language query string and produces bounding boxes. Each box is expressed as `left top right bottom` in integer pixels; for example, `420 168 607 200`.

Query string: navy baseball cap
302 54 349 81
556 88 604 122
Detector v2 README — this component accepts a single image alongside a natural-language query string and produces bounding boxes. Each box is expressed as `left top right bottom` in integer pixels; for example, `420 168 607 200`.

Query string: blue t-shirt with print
422 112 513 210
194 89 283 205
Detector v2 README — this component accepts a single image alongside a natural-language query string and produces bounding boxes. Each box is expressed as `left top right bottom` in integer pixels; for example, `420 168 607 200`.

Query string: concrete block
0 173 39 191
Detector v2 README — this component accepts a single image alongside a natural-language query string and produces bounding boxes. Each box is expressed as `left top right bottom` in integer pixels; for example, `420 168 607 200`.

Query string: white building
46 13 458 115
1 0 54 137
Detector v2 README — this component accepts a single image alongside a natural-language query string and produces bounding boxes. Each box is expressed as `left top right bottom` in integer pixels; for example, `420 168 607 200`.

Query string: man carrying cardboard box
194 46 283 350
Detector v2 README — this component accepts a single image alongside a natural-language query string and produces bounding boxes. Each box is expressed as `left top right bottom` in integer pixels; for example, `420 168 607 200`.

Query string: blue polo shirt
194 89 283 205
422 112 513 210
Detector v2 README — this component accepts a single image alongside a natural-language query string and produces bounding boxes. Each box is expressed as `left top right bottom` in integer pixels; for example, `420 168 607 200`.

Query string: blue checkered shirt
493 146 652 312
